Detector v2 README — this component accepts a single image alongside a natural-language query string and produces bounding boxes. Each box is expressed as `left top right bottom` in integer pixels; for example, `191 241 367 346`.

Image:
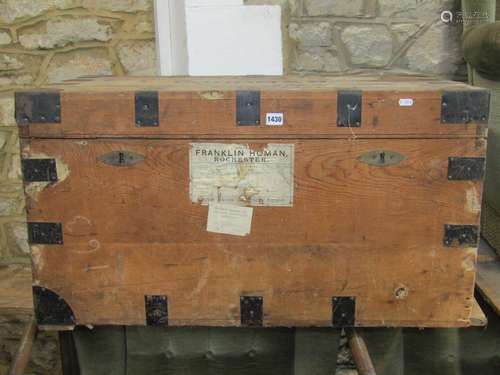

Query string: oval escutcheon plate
358 150 406 166
98 151 145 167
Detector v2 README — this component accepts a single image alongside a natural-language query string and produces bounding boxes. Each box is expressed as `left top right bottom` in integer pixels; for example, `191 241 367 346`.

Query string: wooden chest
16 75 489 329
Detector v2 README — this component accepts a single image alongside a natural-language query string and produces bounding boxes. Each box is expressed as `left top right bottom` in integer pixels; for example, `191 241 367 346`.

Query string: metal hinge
145 295 168 325
21 159 58 182
236 91 260 126
135 91 159 127
448 157 485 181
441 90 490 124
27 222 63 245
240 296 263 326
15 92 61 124
443 224 479 247
337 91 362 127
332 296 356 327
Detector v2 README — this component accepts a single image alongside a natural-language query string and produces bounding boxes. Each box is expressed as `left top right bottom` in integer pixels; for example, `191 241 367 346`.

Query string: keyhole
118 151 125 164
379 152 386 164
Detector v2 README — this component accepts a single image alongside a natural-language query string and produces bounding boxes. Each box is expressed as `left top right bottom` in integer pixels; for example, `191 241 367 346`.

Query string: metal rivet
205 351 214 360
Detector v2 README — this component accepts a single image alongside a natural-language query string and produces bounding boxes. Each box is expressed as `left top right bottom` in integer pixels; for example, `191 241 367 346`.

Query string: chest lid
15 74 489 139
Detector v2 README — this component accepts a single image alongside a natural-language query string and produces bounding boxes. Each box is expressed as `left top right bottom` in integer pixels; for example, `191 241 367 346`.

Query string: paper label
207 203 253 236
398 98 414 107
190 143 294 206
266 113 284 126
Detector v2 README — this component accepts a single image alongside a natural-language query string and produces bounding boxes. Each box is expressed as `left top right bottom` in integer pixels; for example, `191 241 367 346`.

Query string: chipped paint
465 184 481 214
462 248 477 273
189 143 294 206
31 245 45 272
199 91 225 100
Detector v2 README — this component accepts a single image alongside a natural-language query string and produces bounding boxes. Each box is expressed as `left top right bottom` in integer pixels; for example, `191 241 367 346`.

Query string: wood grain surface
22 90 486 139
23 137 485 327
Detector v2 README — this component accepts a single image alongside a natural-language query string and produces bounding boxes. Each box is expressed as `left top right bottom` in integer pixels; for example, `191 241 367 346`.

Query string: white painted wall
186 0 243 6
185 5 282 75
154 0 189 75
155 0 283 76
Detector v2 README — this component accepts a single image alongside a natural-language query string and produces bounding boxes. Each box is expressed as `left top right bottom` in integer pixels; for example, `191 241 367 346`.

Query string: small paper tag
398 98 414 107
266 113 284 126
207 203 253 236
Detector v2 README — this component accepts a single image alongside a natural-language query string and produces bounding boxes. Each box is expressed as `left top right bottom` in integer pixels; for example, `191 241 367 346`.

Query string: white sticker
190 143 294 207
398 98 414 107
266 113 284 126
207 203 253 236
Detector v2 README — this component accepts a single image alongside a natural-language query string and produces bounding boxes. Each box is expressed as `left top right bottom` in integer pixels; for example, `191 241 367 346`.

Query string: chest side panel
22 137 485 327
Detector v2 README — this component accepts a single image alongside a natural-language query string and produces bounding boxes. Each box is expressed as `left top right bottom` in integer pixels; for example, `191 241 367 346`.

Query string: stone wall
0 0 156 265
284 0 465 78
0 313 61 375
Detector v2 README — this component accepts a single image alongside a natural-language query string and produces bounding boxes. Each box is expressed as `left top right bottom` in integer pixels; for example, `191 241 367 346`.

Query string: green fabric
293 328 339 375
73 326 126 375
482 202 500 253
361 297 500 375
73 327 340 375
403 329 460 375
361 328 404 375
474 73 500 255
73 307 500 375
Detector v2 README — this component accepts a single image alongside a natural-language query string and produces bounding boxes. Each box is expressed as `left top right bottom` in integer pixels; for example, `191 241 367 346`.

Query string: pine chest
16 75 489 329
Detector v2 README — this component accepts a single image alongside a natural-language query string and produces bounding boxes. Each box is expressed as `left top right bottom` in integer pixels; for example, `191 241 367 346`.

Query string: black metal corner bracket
332 296 356 327
145 295 168 325
33 286 75 325
444 224 479 247
441 90 490 124
337 91 362 127
28 222 63 245
21 158 58 183
15 91 61 124
240 296 263 326
447 157 485 181
135 91 159 127
236 91 260 126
